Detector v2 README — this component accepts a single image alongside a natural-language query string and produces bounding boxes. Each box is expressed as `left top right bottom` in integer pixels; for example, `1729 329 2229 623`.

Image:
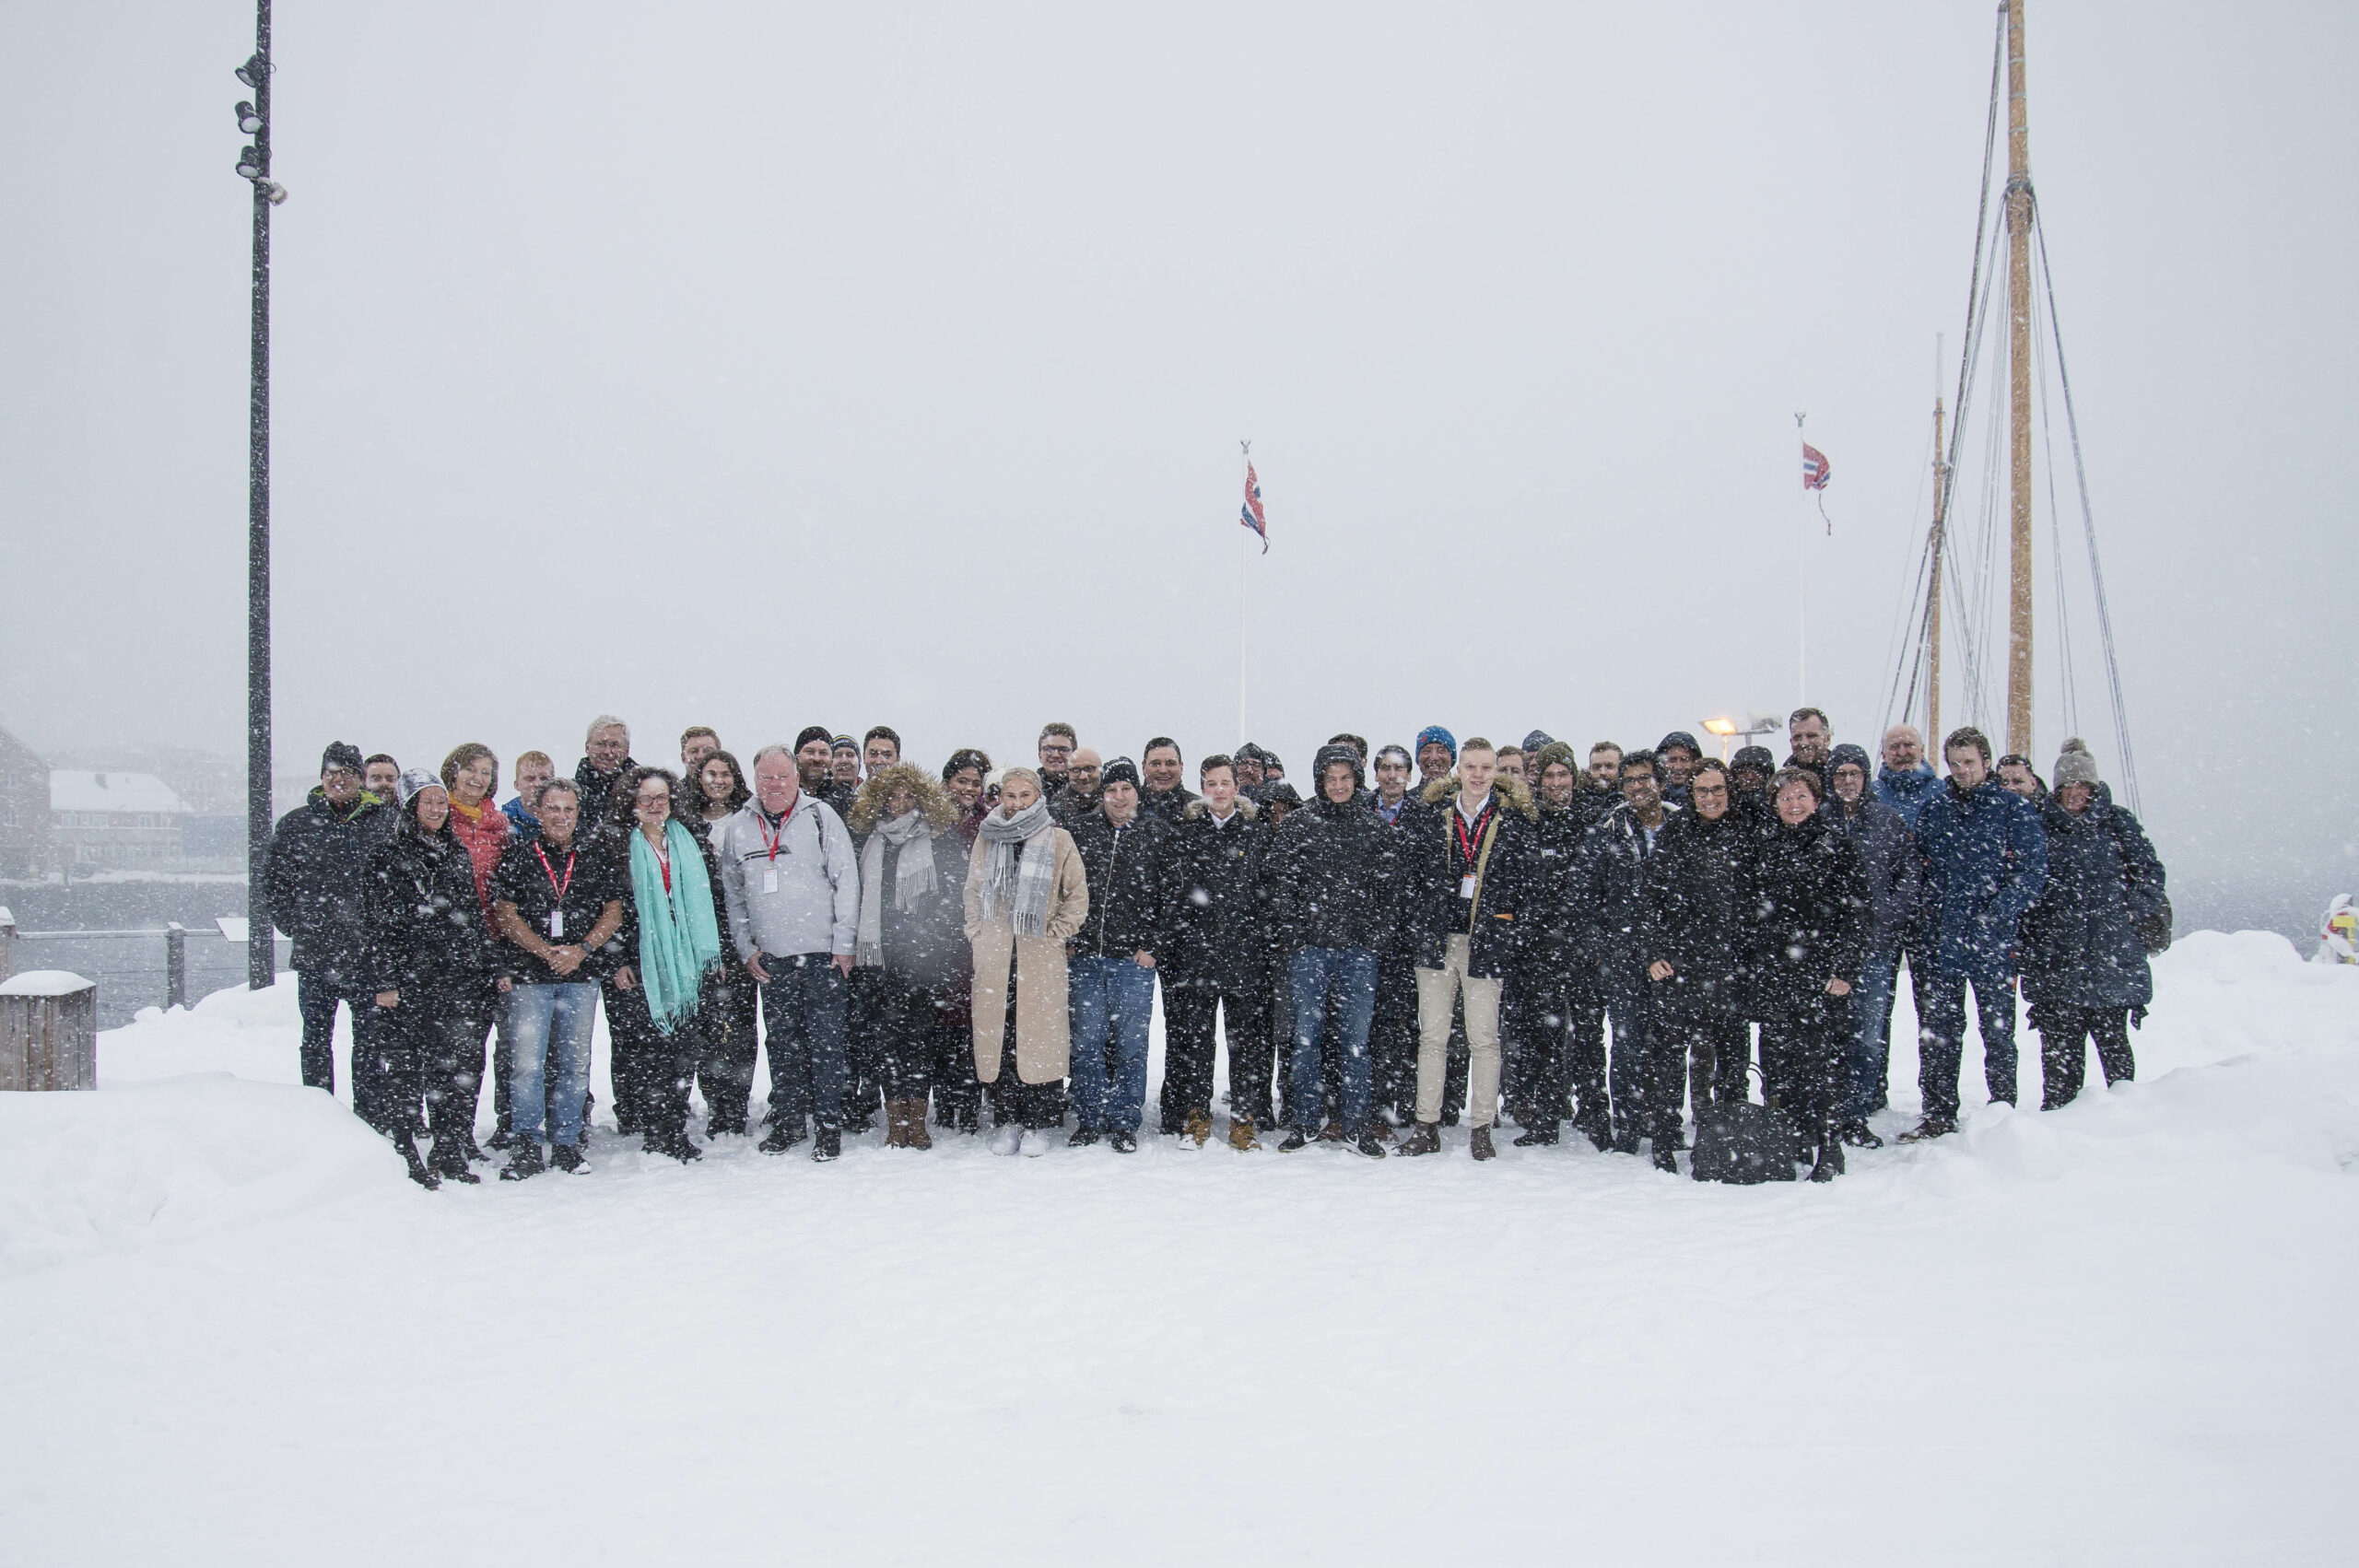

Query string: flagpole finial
1240 439 1250 457
1794 412 1806 429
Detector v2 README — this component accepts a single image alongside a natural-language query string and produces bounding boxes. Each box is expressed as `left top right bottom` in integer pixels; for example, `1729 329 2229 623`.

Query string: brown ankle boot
884 1101 910 1148
904 1101 933 1150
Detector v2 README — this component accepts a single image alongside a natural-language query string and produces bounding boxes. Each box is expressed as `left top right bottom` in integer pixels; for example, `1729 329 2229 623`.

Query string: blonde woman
964 767 1087 1155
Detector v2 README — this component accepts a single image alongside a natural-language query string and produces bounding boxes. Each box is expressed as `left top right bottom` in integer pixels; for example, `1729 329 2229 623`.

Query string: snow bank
0 967 94 996
0 932 2351 1563
0 1075 407 1273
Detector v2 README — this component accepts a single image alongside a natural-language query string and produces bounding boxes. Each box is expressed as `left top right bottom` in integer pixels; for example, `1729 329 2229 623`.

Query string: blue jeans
1841 948 1898 1123
1918 958 2019 1120
1068 954 1157 1132
1288 947 1378 1134
507 982 598 1147
759 953 849 1132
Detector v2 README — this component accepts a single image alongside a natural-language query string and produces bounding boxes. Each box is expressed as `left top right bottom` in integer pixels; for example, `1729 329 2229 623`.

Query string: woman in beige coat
965 766 1088 1156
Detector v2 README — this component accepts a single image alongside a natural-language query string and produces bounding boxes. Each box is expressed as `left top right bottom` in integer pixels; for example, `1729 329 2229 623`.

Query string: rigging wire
2035 209 2142 813
2029 223 2083 743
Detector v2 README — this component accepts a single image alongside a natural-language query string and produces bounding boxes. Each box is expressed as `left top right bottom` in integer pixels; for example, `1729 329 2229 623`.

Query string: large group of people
262 707 2168 1188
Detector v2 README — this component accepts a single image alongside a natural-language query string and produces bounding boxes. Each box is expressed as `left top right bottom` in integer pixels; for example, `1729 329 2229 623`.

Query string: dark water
2 879 283 1028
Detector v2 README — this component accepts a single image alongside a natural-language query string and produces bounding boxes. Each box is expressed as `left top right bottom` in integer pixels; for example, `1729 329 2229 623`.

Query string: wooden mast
2004 0 2035 756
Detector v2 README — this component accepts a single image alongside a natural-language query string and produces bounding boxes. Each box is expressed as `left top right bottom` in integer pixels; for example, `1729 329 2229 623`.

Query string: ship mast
1928 366 1947 747
2004 0 2035 756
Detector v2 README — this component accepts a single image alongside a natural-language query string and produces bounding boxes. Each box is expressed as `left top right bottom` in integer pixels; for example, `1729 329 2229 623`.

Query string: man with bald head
1052 747 1105 825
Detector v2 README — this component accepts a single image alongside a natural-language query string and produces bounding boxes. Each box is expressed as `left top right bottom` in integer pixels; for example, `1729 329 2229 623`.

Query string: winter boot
1650 1139 1679 1174
1895 1116 1955 1144
1353 1127 1389 1158
1108 1129 1138 1153
813 1126 842 1163
1182 1110 1213 1148
397 1136 440 1190
1400 1121 1442 1157
759 1121 808 1155
486 1126 516 1153
884 1102 911 1149
1278 1128 1312 1153
1808 1137 1846 1182
904 1105 933 1150
1840 1120 1884 1150
1227 1117 1262 1153
1512 1121 1561 1148
499 1141 546 1181
1470 1127 1497 1161
461 1132 489 1165
428 1140 480 1185
1067 1126 1100 1147
550 1142 591 1175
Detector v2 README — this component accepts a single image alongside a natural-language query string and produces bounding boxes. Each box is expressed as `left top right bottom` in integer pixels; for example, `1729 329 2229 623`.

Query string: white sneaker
1017 1128 1049 1158
989 1125 1023 1156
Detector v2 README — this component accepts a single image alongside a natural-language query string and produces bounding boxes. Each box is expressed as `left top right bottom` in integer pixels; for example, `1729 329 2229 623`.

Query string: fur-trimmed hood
1181 795 1260 823
1417 771 1538 822
847 763 960 836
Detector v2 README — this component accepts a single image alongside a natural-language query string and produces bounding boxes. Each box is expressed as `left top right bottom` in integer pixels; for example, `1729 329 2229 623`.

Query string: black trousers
378 992 488 1152
298 967 386 1105
1602 960 1655 1142
1503 964 1567 1125
1758 986 1845 1141
605 983 699 1140
2039 1006 2136 1109
1369 948 1421 1121
358 996 426 1140
874 971 957 1101
844 966 886 1126
1160 965 1275 1129
698 967 762 1131
1648 977 1750 1132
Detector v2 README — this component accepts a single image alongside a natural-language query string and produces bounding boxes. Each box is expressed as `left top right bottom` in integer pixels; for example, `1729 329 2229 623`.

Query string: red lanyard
758 802 797 863
534 843 576 902
655 837 673 894
1453 800 1495 867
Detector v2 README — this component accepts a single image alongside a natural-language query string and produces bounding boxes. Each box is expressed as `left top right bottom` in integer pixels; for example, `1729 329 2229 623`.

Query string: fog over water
2 3 2352 941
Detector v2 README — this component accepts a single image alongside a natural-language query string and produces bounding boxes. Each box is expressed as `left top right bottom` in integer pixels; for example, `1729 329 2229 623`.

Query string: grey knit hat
396 767 443 806
2053 738 2099 789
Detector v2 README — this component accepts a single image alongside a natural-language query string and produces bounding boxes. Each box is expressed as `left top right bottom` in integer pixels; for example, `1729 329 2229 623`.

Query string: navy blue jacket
1578 801 1682 978
1401 779 1541 979
1822 794 1919 957
1917 779 2048 975
1874 764 1942 831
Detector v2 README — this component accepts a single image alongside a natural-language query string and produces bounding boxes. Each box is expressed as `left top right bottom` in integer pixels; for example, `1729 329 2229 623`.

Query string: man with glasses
1038 723 1078 795
1051 747 1105 826
266 742 398 1107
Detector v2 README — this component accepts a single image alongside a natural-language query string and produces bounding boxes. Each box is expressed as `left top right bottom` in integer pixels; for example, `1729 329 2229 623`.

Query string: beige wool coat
964 824 1089 1084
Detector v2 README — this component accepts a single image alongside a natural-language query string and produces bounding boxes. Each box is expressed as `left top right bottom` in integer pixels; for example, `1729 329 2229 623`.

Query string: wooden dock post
0 971 100 1091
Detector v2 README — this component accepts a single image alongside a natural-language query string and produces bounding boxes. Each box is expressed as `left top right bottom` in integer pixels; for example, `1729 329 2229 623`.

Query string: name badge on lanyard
548 909 566 939
534 844 577 945
1460 874 1477 900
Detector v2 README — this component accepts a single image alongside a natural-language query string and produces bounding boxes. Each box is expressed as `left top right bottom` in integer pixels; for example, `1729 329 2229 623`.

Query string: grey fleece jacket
714 795 862 960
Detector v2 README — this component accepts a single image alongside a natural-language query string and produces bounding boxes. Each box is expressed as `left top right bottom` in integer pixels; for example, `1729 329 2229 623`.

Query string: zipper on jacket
1096 824 1121 956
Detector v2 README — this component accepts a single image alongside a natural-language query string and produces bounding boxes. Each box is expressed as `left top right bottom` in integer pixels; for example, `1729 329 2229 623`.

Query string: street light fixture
1701 712 1782 760
232 5 277 990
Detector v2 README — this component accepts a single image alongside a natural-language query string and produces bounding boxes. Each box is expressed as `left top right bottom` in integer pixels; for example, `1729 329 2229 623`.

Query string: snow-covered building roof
48 771 192 815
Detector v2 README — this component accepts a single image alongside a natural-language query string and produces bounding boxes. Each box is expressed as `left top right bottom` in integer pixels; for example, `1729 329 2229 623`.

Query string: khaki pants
1415 934 1502 1129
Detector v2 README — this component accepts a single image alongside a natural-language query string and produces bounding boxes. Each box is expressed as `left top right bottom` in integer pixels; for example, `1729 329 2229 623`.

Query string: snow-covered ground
4 931 2355 1565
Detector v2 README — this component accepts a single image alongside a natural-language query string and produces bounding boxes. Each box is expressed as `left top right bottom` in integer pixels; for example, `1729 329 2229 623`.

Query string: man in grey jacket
717 743 863 1161
1824 743 1919 1145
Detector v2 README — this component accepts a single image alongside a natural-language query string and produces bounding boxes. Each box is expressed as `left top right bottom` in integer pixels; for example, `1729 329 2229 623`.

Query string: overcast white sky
1 3 2352 929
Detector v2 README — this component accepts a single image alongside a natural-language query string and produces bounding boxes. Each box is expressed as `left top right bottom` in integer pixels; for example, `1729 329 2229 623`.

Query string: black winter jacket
1747 813 1872 1004
2019 795 2163 1012
572 755 638 825
265 788 398 977
1138 785 1200 825
362 814 495 1003
1578 801 1682 975
1163 798 1277 984
1068 809 1176 962
1401 778 1541 979
874 828 974 992
1638 809 1755 992
1521 801 1595 968
1268 793 1401 953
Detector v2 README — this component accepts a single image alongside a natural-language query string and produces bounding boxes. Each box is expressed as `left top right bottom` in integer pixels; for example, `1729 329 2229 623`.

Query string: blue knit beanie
1414 726 1457 762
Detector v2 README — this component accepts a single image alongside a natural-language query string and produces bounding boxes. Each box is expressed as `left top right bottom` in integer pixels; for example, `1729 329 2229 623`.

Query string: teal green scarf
629 819 722 1035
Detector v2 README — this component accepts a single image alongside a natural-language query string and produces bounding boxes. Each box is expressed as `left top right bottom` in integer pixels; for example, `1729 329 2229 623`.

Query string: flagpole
1794 412 1808 707
1238 439 1250 745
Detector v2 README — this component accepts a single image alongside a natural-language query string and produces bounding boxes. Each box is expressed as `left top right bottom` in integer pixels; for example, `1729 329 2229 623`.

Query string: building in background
0 724 48 878
49 771 193 869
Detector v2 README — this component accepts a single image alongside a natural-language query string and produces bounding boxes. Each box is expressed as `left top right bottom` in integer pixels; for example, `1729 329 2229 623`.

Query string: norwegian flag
1239 461 1268 554
1801 442 1832 490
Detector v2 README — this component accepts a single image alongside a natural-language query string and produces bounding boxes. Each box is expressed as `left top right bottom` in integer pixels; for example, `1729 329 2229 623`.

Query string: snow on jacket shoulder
713 796 862 960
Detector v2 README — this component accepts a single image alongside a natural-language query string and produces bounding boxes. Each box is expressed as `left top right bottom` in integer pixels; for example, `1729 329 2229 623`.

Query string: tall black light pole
233 5 287 989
